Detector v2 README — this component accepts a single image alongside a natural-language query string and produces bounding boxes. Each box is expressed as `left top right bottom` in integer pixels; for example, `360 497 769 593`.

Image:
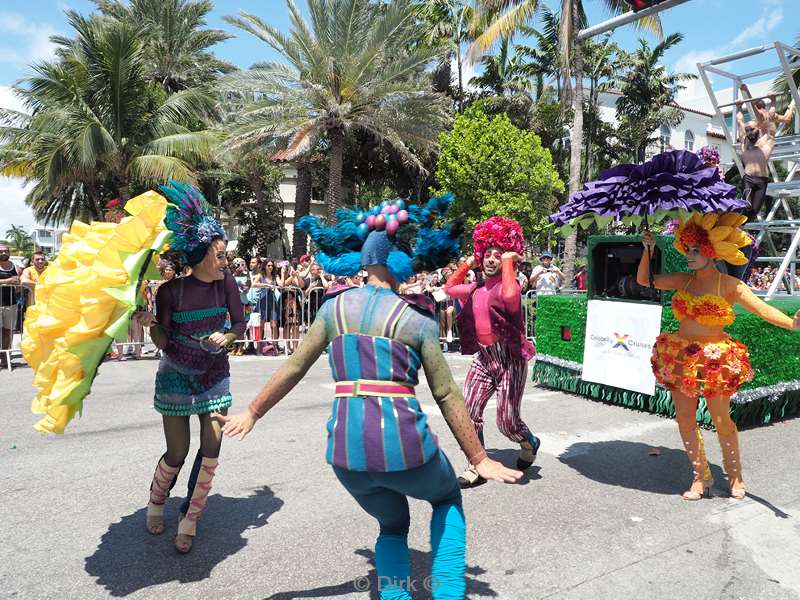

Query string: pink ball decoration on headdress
472 216 525 264
374 214 387 231
386 219 400 236
397 209 409 224
365 214 376 228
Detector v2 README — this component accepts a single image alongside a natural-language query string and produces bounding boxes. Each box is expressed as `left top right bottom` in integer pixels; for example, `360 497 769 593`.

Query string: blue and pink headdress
297 192 463 284
160 181 226 266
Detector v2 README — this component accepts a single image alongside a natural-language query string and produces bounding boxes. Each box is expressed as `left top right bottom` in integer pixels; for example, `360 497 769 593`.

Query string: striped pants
464 343 532 444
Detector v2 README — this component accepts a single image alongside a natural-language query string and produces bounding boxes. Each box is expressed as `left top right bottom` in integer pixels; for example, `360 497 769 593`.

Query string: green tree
434 104 564 237
221 0 451 222
0 12 219 225
4 225 34 254
468 0 661 282
614 33 694 162
416 0 475 112
92 0 235 93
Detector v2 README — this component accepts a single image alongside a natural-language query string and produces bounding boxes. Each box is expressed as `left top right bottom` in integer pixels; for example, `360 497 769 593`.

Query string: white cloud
0 178 37 235
673 50 718 105
731 8 783 47
672 0 785 106
0 12 58 66
0 85 28 113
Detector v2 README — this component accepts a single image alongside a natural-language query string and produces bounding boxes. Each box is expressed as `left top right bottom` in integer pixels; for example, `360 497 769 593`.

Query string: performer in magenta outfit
444 217 539 488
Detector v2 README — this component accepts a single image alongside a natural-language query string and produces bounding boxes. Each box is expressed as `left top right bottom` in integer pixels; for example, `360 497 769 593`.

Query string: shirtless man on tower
736 83 796 220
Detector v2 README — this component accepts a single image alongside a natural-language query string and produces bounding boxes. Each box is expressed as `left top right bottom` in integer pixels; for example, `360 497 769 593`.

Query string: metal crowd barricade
0 283 27 371
421 290 460 350
523 288 587 347
230 283 307 356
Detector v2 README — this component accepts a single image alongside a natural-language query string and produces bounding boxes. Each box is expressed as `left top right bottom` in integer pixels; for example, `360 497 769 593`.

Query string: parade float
533 150 800 428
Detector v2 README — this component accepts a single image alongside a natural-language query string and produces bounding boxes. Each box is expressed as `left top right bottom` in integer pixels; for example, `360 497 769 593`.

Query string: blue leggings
333 450 466 600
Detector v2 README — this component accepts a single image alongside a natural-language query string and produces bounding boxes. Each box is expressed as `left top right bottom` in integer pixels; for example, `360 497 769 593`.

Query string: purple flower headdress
696 145 720 166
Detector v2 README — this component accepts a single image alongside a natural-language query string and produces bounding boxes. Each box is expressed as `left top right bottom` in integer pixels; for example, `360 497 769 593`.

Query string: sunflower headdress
673 212 751 265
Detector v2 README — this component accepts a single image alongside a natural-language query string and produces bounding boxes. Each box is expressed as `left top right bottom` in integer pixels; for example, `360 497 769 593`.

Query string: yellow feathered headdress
672 212 751 265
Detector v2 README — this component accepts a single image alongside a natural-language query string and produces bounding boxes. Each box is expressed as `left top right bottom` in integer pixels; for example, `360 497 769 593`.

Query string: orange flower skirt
651 332 754 400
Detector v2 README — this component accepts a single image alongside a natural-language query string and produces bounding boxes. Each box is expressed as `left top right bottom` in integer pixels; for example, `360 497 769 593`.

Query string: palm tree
0 12 219 224
418 0 475 112
222 0 451 221
91 0 235 93
772 33 800 135
468 0 661 282
514 7 562 101
470 35 532 96
4 225 34 254
614 33 694 162
582 34 620 178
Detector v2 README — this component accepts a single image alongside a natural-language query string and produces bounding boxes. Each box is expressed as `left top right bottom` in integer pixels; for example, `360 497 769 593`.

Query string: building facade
596 89 734 167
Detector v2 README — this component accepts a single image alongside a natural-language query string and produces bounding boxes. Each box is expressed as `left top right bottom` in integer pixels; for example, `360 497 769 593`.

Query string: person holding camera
529 251 564 295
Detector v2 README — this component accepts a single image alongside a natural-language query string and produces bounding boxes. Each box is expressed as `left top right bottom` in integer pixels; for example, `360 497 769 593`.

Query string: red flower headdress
473 216 525 264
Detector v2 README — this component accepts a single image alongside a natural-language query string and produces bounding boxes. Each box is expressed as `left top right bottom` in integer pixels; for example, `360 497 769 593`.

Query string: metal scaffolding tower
697 41 800 298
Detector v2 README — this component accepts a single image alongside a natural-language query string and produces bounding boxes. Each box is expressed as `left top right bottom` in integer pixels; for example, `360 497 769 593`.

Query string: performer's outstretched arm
444 258 474 302
216 317 329 439
637 232 689 290
734 281 800 330
418 319 521 483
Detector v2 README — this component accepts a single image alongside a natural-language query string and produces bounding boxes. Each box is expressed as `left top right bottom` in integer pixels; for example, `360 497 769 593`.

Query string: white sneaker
446 331 453 343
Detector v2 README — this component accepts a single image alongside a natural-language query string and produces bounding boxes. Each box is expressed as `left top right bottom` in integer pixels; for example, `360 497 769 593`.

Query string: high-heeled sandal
718 431 747 500
146 456 182 535
682 476 714 501
679 427 713 502
174 457 218 553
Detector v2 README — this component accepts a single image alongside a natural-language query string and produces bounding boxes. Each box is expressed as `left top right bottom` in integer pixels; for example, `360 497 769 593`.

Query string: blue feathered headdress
297 192 463 284
161 181 226 266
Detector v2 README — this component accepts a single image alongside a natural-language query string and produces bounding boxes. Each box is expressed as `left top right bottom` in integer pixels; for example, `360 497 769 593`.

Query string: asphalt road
3 353 800 600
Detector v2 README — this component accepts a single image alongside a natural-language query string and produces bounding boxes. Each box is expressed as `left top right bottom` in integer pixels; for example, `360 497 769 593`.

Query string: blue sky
0 0 796 233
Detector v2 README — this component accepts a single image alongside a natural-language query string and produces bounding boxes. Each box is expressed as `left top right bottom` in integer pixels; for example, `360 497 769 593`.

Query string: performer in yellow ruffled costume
22 191 171 434
639 212 800 501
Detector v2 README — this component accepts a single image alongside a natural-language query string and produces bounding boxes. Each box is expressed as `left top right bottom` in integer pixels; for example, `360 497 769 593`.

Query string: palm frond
127 154 196 185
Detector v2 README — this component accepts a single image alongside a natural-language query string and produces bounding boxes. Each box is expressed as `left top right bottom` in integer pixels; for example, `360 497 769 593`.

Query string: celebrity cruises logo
612 333 630 351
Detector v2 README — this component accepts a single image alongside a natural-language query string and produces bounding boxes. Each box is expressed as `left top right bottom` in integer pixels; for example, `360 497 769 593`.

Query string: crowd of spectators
19 245 800 366
746 266 800 292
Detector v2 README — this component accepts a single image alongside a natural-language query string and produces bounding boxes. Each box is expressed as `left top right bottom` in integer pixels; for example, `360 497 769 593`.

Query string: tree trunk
457 46 464 113
86 180 104 221
292 162 313 257
584 78 596 181
249 171 271 256
562 42 584 288
325 127 345 223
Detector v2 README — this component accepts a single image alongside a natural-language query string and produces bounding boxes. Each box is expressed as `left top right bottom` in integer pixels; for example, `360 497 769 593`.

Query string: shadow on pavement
558 440 731 496
744 491 791 518
85 486 283 597
265 546 497 599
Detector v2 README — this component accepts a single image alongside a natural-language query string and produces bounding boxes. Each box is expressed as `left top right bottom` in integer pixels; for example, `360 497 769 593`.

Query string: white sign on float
581 299 663 396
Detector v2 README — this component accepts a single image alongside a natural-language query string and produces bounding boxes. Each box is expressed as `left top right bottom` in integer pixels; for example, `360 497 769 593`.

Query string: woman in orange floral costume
638 212 800 501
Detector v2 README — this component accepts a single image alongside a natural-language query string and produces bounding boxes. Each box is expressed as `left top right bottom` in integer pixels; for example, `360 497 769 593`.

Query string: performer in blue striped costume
217 195 521 599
